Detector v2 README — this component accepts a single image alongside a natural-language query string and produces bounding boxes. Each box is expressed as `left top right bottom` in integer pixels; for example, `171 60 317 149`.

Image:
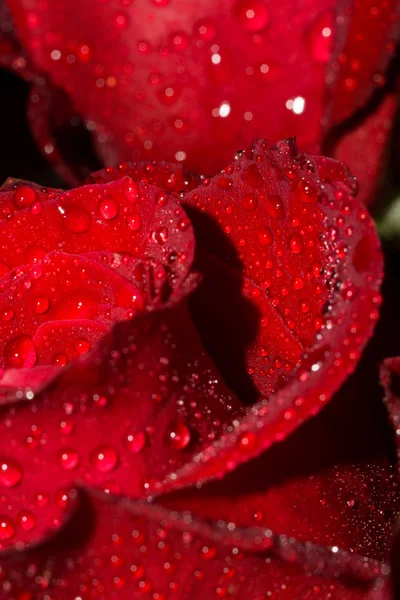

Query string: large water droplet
124 430 147 453
98 197 119 220
33 295 50 314
0 517 15 541
0 457 23 487
289 233 303 254
4 335 37 368
58 448 80 471
19 510 36 531
91 445 119 472
167 422 191 450
234 0 269 31
258 227 273 246
13 185 38 209
127 213 142 231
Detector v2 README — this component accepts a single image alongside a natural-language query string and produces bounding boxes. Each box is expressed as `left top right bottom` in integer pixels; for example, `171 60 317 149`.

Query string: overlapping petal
0 490 391 599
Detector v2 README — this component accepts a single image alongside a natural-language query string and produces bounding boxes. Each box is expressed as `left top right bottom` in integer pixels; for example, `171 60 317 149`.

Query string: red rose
1 0 400 205
0 139 397 598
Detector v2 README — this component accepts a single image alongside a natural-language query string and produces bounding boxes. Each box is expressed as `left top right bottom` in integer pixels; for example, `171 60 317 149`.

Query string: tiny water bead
3 335 37 368
0 457 23 487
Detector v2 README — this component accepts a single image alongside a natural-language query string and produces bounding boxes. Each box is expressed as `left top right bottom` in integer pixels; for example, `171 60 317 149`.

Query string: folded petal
0 490 390 599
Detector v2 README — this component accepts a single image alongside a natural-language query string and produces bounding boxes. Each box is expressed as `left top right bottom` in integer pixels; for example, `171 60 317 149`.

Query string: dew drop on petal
258 227 273 246
167 422 191 450
58 448 80 471
13 185 37 209
75 338 91 355
234 0 269 31
4 335 37 368
18 510 36 531
91 445 119 472
289 233 303 254
0 517 15 541
124 430 147 453
0 457 23 487
266 195 284 218
127 213 142 231
33 296 50 314
99 197 119 220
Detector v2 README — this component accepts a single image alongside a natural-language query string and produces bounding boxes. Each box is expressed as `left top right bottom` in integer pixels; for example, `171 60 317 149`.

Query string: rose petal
0 298 241 549
6 0 400 186
0 178 194 285
324 0 400 128
0 251 162 368
147 138 383 493
381 356 400 466
89 161 200 195
163 357 399 562
0 490 389 599
330 92 398 206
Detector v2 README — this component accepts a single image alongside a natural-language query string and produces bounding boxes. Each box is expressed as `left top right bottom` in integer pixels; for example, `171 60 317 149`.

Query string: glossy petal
88 160 200 195
381 356 400 467
0 299 241 550
331 93 398 206
0 490 390 599
0 175 194 383
324 0 400 128
146 138 383 493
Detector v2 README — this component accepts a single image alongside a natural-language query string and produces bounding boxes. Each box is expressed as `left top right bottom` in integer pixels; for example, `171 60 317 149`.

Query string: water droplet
4 335 37 368
75 338 90 355
257 227 273 246
91 445 119 472
53 353 68 366
99 197 119 220
124 430 146 453
58 448 80 471
63 206 92 233
0 457 23 487
123 178 139 202
289 233 303 254
153 227 169 245
0 517 15 541
13 185 37 209
18 510 36 531
293 277 304 290
242 194 258 211
127 213 142 231
234 0 269 31
167 422 191 450
294 178 319 203
266 196 284 218
306 11 334 63
0 307 14 321
33 295 50 314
